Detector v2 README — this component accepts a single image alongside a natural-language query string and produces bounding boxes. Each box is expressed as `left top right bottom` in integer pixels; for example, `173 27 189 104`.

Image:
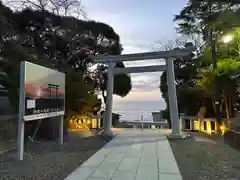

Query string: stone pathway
64 129 183 180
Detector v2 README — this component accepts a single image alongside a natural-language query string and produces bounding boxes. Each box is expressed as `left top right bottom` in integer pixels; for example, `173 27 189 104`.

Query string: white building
151 112 168 129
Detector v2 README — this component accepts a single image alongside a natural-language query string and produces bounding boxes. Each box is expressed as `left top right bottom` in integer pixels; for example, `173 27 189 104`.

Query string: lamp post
222 35 233 44
141 114 144 130
210 31 234 129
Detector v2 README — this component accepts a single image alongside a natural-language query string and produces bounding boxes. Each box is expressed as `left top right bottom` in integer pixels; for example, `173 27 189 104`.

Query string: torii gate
91 47 194 138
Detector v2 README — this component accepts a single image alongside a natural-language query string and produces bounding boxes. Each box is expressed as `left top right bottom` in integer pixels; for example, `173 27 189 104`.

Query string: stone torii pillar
103 61 114 136
166 58 182 138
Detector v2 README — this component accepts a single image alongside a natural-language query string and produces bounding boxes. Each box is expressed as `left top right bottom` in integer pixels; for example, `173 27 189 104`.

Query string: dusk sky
83 0 188 121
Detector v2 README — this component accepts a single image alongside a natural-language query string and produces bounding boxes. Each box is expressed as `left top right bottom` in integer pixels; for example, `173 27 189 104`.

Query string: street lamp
211 31 234 130
222 34 234 44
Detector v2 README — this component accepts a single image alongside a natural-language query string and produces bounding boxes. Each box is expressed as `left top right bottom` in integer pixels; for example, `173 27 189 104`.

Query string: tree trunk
229 94 232 118
102 91 107 106
224 95 230 119
220 99 224 114
212 97 216 115
212 97 224 114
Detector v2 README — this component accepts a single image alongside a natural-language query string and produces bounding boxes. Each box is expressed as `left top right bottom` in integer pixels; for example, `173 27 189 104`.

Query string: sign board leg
59 116 64 145
17 119 25 161
17 61 25 161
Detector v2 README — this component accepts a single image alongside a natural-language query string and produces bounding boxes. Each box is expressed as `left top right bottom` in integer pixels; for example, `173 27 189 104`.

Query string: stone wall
224 130 240 151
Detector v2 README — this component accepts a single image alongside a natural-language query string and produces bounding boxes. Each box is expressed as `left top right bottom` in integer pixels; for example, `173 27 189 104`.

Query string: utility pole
141 114 144 130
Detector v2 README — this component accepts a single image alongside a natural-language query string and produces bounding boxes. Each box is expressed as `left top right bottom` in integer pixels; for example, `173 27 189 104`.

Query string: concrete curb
101 133 117 143
167 132 192 140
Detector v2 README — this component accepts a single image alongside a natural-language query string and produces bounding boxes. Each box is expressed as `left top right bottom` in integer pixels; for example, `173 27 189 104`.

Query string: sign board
20 61 65 121
17 61 65 160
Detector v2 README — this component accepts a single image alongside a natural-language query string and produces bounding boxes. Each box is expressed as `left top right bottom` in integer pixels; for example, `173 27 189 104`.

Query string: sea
113 100 166 122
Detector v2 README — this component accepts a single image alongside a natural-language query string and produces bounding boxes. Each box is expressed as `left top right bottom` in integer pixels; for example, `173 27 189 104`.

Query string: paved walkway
65 129 183 180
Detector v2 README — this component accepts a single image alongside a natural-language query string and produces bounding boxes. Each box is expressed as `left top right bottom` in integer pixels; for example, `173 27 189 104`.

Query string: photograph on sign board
23 62 65 121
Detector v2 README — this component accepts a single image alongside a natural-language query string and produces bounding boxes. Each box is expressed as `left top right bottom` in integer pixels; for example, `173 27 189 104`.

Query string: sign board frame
17 61 65 160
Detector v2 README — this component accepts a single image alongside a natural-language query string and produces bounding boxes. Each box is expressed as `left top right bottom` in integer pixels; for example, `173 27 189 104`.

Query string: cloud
82 0 189 120
108 34 166 101
114 73 163 101
82 0 184 104
131 73 160 90
113 89 162 101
